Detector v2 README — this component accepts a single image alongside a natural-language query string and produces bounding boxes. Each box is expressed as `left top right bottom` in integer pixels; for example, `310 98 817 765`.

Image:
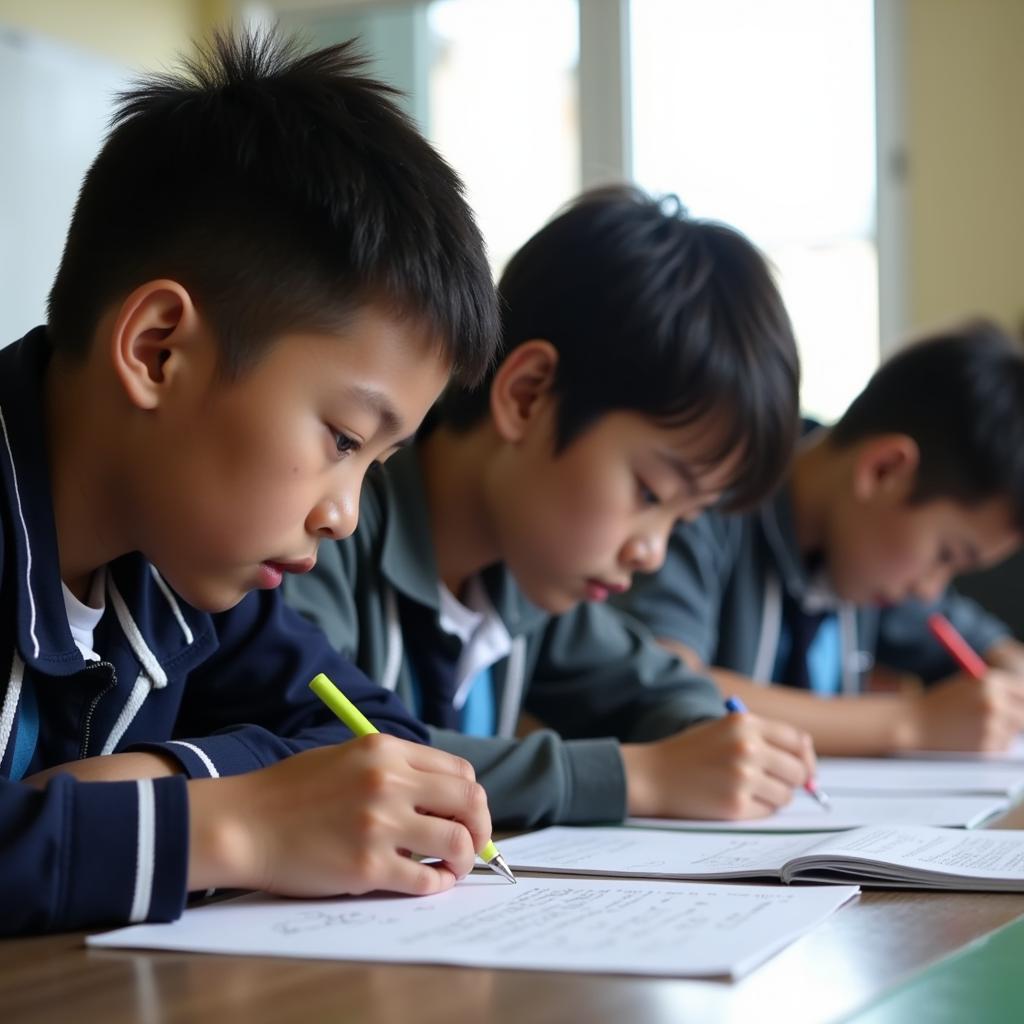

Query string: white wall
0 27 128 344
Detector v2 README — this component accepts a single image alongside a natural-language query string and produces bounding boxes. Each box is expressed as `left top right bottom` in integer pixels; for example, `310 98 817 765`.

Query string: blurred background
1 0 1022 626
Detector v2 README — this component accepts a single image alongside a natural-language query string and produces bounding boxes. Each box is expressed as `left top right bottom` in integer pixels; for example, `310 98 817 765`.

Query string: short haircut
438 185 800 510
47 30 497 385
831 319 1024 528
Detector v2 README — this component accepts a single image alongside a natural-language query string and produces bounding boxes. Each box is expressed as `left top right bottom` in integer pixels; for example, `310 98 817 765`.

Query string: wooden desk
4 890 1024 1024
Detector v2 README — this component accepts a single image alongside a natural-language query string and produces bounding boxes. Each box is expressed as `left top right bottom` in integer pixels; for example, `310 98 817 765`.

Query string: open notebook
497 824 1024 891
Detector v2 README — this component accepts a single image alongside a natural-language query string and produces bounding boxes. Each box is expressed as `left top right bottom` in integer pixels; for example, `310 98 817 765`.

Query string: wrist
886 692 923 752
187 776 257 891
620 743 659 817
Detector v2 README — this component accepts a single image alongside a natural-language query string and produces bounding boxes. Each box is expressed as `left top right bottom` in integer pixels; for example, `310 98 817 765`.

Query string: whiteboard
0 25 127 346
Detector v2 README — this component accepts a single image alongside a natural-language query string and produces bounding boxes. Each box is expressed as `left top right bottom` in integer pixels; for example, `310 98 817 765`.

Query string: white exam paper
87 875 858 980
627 791 1007 832
816 757 1024 797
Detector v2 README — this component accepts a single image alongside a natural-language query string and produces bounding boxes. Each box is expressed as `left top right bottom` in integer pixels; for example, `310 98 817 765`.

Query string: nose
620 526 668 575
306 489 360 542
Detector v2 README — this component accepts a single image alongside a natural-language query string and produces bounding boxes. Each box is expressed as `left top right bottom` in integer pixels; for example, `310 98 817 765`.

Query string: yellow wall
905 0 1024 335
0 0 233 69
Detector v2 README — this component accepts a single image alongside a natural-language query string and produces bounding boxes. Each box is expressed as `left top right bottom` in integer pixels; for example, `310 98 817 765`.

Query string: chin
173 579 247 614
525 581 579 615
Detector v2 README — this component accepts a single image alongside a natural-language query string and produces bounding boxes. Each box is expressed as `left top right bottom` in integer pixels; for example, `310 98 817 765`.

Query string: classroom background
1 0 1022 628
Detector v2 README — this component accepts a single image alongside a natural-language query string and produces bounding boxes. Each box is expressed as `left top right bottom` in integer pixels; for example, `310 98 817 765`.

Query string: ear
851 434 920 503
489 340 558 443
108 280 203 411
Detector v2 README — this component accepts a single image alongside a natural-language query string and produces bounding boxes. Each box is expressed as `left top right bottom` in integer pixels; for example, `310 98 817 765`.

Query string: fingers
349 735 493 864
381 856 462 897
394 812 479 881
408 772 493 856
398 738 478 782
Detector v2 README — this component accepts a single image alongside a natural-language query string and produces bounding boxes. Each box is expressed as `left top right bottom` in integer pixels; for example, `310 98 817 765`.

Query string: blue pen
724 695 832 811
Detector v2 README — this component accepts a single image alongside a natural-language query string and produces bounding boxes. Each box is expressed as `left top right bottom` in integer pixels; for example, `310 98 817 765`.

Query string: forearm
22 751 184 788
708 668 918 756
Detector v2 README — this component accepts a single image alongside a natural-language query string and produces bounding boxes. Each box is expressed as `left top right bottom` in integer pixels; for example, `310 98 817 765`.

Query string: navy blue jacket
0 327 427 935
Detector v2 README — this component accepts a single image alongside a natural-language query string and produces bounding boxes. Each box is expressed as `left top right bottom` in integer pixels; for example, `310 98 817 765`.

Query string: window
631 0 878 420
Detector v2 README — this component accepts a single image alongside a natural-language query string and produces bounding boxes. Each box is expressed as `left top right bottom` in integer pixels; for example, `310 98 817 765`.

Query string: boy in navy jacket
1 31 497 934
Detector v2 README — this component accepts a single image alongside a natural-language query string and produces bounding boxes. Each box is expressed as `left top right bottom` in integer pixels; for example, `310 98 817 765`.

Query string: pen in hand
927 612 988 680
724 695 832 811
309 672 516 884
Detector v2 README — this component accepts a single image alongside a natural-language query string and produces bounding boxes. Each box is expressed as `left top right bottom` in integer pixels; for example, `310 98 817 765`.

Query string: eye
330 428 361 459
937 546 956 567
637 478 660 506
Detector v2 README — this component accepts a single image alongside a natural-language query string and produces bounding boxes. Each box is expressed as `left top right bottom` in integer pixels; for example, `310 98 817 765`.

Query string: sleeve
524 602 725 744
875 589 1012 684
0 773 188 935
428 728 627 828
427 605 722 827
129 588 426 781
613 513 737 662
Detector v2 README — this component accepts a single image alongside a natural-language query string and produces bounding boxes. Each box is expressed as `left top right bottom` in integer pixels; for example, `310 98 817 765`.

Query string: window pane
631 0 877 421
427 0 580 274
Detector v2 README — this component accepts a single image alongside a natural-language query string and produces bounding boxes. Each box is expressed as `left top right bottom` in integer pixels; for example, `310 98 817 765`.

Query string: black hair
831 319 1024 528
438 185 799 510
47 29 497 384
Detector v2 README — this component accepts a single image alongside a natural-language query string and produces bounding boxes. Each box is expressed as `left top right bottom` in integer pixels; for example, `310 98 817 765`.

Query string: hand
986 637 1024 679
21 751 182 788
187 734 492 898
904 668 1024 751
620 714 815 820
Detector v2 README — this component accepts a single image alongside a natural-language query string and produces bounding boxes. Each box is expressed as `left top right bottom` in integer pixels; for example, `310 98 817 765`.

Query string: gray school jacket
284 445 725 827
617 482 1010 692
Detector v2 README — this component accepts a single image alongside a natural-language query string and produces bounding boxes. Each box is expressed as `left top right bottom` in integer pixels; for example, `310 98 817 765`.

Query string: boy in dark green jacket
287 187 818 827
619 322 1024 756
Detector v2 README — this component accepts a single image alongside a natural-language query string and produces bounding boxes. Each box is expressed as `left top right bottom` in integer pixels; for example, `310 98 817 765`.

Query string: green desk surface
841 912 1024 1023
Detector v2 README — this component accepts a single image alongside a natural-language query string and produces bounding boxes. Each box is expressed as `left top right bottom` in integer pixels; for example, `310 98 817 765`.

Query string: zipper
79 660 117 758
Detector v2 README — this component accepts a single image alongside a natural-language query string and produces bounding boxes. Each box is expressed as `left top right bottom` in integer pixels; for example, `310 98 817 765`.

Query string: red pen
927 612 988 680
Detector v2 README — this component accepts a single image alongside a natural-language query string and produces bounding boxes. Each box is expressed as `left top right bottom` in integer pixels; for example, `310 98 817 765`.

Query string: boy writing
1 31 499 934
617 322 1024 755
286 187 818 827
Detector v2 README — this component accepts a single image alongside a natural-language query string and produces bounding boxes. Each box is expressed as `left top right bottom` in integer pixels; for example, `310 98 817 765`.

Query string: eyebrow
655 450 702 496
341 384 404 441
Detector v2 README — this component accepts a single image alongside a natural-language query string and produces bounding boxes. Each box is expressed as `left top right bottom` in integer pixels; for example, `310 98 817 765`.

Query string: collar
0 327 212 676
379 444 549 636
759 419 842 614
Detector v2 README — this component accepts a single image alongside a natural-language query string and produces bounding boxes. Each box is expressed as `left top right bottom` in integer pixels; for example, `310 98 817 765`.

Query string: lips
257 557 316 590
265 557 316 576
585 578 629 602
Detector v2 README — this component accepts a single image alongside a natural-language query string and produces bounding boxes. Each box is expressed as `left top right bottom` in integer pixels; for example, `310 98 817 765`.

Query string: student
0 31 500 935
617 321 1024 755
285 186 817 828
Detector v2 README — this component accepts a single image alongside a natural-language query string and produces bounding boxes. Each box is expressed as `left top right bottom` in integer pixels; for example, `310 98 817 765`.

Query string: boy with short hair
286 186 818 828
1 31 499 935
617 321 1024 755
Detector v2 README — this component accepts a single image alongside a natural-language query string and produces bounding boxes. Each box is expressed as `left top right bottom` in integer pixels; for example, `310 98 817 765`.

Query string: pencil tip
487 853 517 884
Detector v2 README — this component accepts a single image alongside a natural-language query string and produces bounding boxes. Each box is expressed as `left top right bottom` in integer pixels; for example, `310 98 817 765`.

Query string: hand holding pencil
310 673 515 883
904 613 1024 752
